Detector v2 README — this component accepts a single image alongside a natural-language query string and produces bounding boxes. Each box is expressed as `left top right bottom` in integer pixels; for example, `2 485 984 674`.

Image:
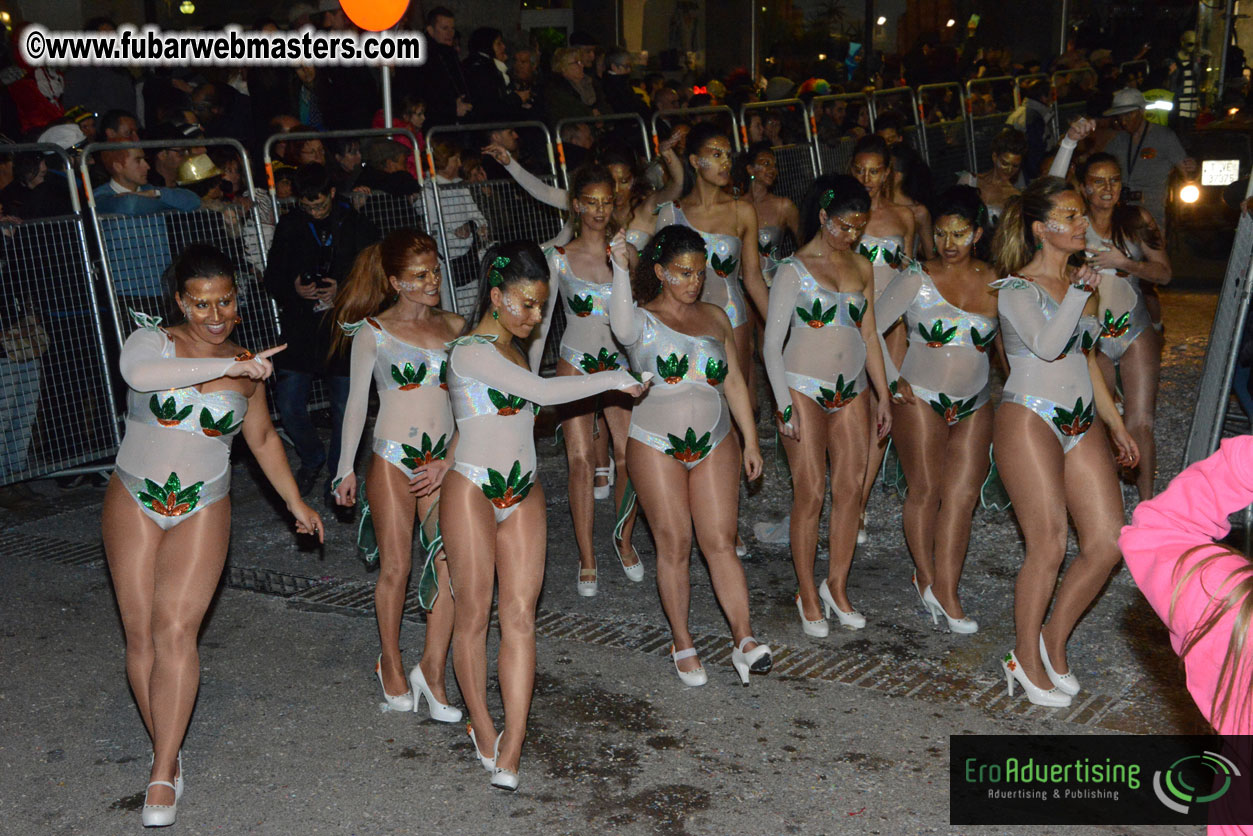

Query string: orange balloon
339 0 409 32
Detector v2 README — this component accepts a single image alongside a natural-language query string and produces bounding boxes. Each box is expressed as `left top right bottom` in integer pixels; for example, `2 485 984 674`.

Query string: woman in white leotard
608 224 772 687
102 244 321 828
763 175 894 637
737 140 800 286
528 164 644 597
849 134 915 543
873 186 998 633
441 242 642 791
330 229 464 722
1049 118 1171 500
989 176 1138 708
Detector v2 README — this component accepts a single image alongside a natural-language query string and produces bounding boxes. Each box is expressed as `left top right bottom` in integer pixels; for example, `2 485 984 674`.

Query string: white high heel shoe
375 655 415 711
577 566 598 597
671 644 707 687
151 752 183 801
910 573 926 608
593 465 614 500
1002 651 1072 707
409 664 463 723
614 539 645 583
818 579 865 629
141 781 177 827
466 723 497 772
795 593 829 637
730 637 773 686
856 511 869 545
922 586 978 634
1039 635 1081 696
490 731 520 791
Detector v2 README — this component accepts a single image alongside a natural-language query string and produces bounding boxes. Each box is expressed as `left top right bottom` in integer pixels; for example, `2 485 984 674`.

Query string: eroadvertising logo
950 735 1253 826
1153 751 1241 814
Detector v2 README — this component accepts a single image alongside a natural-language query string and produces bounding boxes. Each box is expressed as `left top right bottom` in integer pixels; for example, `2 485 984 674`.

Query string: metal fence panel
871 87 926 159
555 113 652 185
740 99 818 209
651 105 742 153
918 83 972 190
810 93 871 176
1 213 121 486
969 113 1013 174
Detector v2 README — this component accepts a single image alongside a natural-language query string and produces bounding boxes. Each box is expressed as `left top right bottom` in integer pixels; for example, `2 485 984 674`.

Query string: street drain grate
5 531 1163 733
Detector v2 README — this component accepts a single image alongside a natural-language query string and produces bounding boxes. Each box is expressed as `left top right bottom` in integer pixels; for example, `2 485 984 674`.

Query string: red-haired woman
331 229 465 722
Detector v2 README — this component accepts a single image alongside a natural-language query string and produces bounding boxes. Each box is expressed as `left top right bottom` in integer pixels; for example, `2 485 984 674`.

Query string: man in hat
1102 87 1196 228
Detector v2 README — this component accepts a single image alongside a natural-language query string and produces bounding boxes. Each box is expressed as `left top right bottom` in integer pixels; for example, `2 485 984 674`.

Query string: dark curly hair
632 224 707 304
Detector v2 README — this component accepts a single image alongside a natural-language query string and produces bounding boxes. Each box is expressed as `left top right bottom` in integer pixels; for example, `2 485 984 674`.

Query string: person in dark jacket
602 47 649 119
544 47 599 128
462 27 525 124
263 163 380 504
397 7 471 129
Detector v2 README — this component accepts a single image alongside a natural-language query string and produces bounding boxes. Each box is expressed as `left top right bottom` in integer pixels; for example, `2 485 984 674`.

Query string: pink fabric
1118 435 1253 737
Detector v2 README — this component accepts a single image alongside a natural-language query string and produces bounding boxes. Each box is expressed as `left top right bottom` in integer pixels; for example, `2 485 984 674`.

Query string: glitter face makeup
1044 219 1069 234
933 218 974 251
851 154 888 195
392 256 442 298
179 276 238 342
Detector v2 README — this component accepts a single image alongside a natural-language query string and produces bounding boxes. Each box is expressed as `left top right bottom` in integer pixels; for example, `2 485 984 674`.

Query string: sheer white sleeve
1048 137 1077 178
454 341 637 405
119 327 238 392
998 282 1091 360
505 158 568 209
333 325 378 485
761 260 800 418
609 259 644 346
873 266 922 382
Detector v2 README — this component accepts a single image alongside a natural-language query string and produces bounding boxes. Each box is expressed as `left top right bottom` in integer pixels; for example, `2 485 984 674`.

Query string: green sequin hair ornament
819 189 836 210
488 255 511 287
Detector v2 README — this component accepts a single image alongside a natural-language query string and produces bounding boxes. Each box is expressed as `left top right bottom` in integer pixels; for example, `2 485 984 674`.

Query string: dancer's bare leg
367 455 417 696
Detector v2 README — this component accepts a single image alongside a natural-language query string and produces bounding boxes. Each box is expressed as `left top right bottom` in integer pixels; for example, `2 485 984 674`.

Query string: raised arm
609 240 643 346
994 281 1091 360
332 324 378 487
526 250 563 372
454 341 638 406
761 259 800 425
505 157 568 209
119 326 238 391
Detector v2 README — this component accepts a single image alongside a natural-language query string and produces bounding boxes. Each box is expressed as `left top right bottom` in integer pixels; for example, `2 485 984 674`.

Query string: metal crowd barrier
650 105 742 153
870 87 926 158
0 144 120 487
80 137 280 357
263 127 425 238
809 93 872 175
425 120 563 316
967 76 1017 175
740 99 818 209
1013 73 1049 108
917 82 973 190
555 113 652 187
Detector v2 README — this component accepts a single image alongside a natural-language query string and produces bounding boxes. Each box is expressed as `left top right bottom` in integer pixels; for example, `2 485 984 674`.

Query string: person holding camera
1101 88 1197 230
263 163 380 507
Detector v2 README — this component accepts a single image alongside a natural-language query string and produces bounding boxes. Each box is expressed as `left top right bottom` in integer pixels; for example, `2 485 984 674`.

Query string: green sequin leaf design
656 352 689 384
391 362 427 390
439 360 448 390
919 320 958 346
778 404 793 423
970 325 997 352
137 471 204 518
487 388 528 415
149 395 193 427
567 294 595 317
481 460 534 509
199 407 242 437
797 298 837 327
710 253 739 278
1051 398 1094 437
400 433 449 469
847 298 867 326
758 240 773 257
816 386 840 410
858 243 880 263
579 347 621 374
704 357 728 386
928 393 979 425
1101 309 1131 339
664 427 713 463
1080 330 1097 355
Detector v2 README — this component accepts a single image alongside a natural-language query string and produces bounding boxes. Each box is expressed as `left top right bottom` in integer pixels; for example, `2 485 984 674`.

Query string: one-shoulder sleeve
761 259 801 419
873 264 922 382
609 259 644 346
119 326 237 392
452 341 637 406
333 321 379 485
993 279 1090 360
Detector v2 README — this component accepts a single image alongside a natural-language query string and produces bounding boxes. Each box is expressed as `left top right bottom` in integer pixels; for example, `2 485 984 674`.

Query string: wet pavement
0 285 1222 835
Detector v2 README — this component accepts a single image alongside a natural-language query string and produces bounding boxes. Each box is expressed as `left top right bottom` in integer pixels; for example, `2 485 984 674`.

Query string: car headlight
1180 184 1200 204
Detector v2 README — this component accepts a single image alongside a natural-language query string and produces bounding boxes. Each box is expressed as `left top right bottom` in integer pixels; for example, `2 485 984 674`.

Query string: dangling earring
234 315 242 324
1035 242 1043 251
491 309 500 321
